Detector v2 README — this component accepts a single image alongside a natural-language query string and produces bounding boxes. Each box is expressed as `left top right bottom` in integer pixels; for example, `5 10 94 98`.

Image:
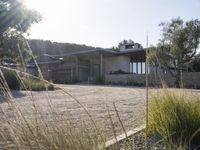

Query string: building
28 41 149 83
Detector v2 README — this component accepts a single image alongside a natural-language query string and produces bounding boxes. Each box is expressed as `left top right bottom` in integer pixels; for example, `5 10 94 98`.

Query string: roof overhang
50 48 146 58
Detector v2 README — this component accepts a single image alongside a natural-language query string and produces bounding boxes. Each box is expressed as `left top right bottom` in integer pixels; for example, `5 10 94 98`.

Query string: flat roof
50 48 146 57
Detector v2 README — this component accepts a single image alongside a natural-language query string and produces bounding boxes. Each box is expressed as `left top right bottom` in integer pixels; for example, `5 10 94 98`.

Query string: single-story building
27 41 149 83
27 40 200 88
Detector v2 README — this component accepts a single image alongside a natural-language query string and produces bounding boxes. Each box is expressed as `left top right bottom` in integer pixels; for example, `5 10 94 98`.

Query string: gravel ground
0 85 200 140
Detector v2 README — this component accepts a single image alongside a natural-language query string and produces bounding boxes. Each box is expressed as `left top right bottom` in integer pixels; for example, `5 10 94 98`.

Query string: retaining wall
105 72 200 88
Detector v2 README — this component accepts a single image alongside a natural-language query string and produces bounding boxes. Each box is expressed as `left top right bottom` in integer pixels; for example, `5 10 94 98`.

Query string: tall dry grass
0 66 106 150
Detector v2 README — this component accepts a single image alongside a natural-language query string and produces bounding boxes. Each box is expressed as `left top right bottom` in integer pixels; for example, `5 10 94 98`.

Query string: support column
136 62 138 74
90 59 93 76
100 53 103 78
75 56 79 80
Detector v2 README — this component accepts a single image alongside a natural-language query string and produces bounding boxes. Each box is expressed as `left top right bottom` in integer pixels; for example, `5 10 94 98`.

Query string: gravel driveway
1 85 200 139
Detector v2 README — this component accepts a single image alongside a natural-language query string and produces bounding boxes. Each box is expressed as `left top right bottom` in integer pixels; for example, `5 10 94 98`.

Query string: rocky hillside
28 39 102 56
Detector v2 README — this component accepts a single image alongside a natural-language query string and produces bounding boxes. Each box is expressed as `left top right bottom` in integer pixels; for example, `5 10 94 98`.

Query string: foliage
0 68 20 90
0 0 42 65
149 89 200 148
148 17 200 87
28 39 102 56
118 39 134 47
0 30 31 66
0 119 104 150
109 69 131 74
95 76 105 84
109 46 119 52
21 79 55 91
0 0 42 33
0 68 54 91
188 53 200 72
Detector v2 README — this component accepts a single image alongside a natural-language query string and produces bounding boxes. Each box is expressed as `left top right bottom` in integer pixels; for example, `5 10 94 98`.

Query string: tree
118 39 134 46
188 53 200 72
148 17 200 87
0 0 41 33
0 0 42 66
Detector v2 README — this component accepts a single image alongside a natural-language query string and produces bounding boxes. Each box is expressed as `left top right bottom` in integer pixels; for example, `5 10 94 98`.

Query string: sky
25 0 200 48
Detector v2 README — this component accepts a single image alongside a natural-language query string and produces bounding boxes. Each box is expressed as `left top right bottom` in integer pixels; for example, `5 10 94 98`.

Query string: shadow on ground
0 91 26 103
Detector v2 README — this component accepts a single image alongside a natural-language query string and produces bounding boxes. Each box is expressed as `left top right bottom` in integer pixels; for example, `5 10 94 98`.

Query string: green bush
149 89 200 147
1 69 20 90
21 79 55 91
95 77 105 84
109 69 131 74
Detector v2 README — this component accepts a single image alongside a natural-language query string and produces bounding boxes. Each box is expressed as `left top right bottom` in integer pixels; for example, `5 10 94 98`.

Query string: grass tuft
21 79 54 91
149 89 200 148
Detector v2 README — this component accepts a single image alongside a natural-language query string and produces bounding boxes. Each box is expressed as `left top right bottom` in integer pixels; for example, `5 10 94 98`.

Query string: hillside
28 39 102 56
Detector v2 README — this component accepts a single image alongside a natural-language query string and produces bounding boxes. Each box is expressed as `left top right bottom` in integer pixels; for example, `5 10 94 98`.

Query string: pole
145 32 149 149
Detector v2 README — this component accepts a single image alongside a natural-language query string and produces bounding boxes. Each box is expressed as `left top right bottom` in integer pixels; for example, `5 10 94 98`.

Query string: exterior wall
182 72 200 88
27 52 146 83
26 68 38 76
78 59 90 81
29 57 96 83
105 72 200 88
90 57 100 78
104 56 130 74
39 62 77 83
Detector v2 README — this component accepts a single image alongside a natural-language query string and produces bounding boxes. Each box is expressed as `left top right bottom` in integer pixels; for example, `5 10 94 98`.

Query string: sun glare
25 0 74 19
25 0 44 11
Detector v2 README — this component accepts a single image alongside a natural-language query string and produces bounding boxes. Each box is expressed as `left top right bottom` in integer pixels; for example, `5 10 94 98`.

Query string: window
133 63 137 73
129 61 150 74
138 62 141 74
142 62 145 74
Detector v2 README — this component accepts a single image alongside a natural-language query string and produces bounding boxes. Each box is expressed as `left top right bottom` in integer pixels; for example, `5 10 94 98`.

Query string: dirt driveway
1 85 200 139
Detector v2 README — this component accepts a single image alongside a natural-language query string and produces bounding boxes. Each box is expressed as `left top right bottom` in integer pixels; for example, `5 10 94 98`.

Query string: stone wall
105 72 200 88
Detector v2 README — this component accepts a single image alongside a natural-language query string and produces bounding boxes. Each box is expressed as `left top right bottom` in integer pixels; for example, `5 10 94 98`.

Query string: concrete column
71 65 73 82
100 53 103 78
90 59 93 76
75 57 79 80
136 62 138 74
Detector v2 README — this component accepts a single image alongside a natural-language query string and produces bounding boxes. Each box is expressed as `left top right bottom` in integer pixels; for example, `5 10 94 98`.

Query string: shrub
149 89 200 148
1 69 20 90
21 79 55 91
95 77 105 84
109 70 131 74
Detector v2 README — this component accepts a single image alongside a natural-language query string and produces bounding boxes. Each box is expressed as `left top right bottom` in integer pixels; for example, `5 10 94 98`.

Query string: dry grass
0 67 106 150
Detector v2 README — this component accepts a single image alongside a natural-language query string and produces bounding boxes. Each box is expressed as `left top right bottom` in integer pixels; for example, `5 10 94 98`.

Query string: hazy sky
25 0 200 48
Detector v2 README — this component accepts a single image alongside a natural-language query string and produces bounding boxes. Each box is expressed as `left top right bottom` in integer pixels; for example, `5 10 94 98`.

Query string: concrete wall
78 58 90 81
104 56 130 74
105 72 200 88
90 57 100 78
32 57 83 83
39 62 76 83
28 56 100 83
